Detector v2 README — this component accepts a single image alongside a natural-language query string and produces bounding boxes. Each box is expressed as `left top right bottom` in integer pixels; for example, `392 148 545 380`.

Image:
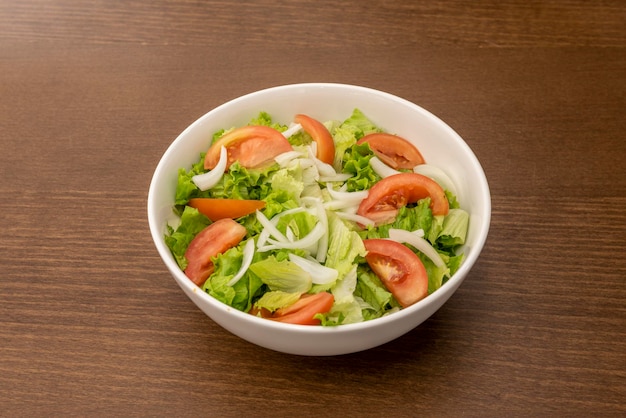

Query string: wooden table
2 1 625 415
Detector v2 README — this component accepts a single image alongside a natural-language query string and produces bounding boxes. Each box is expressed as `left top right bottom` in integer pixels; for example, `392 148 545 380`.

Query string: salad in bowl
165 109 469 326
148 83 490 355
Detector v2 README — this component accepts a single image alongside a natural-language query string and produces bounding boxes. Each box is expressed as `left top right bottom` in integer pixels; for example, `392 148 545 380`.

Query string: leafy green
355 268 399 321
275 210 318 241
342 143 381 192
248 256 312 293
164 206 211 270
331 108 381 169
359 200 433 240
248 111 288 131
174 156 206 205
435 208 469 252
324 212 367 280
202 239 265 312
254 291 301 312
340 108 382 138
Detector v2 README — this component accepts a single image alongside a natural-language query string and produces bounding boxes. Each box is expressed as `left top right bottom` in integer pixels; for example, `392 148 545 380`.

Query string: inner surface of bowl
148 83 491 356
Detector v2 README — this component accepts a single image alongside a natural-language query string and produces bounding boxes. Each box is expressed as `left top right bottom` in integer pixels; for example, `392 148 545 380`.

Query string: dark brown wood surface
1 1 625 416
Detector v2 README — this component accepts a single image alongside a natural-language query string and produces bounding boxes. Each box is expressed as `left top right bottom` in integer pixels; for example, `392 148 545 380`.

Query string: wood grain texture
1 1 625 416
1 0 625 47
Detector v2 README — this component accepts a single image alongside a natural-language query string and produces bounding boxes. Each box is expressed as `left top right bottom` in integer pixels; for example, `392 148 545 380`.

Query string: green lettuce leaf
342 143 381 192
248 111 288 131
331 108 382 169
340 108 382 138
248 256 312 293
275 210 318 241
359 200 434 240
174 156 206 205
254 290 301 312
164 206 211 270
435 208 469 252
320 266 362 325
355 267 398 321
202 239 265 312
324 212 367 280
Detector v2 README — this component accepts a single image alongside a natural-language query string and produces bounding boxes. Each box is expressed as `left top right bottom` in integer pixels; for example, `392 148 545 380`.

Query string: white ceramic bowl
148 83 491 356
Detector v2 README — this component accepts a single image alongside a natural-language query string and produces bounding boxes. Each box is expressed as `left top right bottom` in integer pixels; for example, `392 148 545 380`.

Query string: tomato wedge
357 172 449 226
357 133 425 169
188 198 265 221
204 125 293 171
184 218 247 286
363 239 428 307
250 292 334 325
294 114 335 165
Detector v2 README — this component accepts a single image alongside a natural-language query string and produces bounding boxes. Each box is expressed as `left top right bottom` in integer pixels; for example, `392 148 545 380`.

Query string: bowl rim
147 82 491 333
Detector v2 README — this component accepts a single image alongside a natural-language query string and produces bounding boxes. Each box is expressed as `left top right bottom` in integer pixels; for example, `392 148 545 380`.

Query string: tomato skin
294 114 335 165
250 292 335 325
357 133 425 169
204 125 293 170
184 218 247 286
357 172 449 225
363 239 428 308
188 198 265 221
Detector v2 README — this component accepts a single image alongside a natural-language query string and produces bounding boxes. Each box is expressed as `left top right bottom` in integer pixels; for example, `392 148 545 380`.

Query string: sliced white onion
335 211 376 227
413 164 458 196
309 197 329 263
388 228 445 267
370 156 400 178
265 222 325 250
323 200 360 211
255 210 288 243
332 265 358 302
274 150 303 167
307 146 336 177
282 122 302 138
227 239 255 286
295 158 317 172
285 226 296 242
326 182 368 203
256 226 271 249
268 207 306 226
319 173 353 183
288 253 338 285
191 146 227 190
338 205 358 215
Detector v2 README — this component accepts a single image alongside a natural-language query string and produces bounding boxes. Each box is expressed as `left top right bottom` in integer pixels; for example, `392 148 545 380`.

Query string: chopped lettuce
202 240 265 312
355 267 399 321
436 208 469 252
330 108 381 169
359 200 434 240
342 143 381 192
164 206 211 270
248 256 312 293
174 157 206 205
275 210 318 241
254 290 301 312
323 212 367 281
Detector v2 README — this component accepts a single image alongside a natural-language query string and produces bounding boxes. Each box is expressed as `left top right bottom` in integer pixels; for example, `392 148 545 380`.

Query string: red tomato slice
184 218 247 286
188 198 265 221
251 292 335 325
204 125 293 171
294 114 335 165
363 239 428 308
357 172 449 225
357 133 425 169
